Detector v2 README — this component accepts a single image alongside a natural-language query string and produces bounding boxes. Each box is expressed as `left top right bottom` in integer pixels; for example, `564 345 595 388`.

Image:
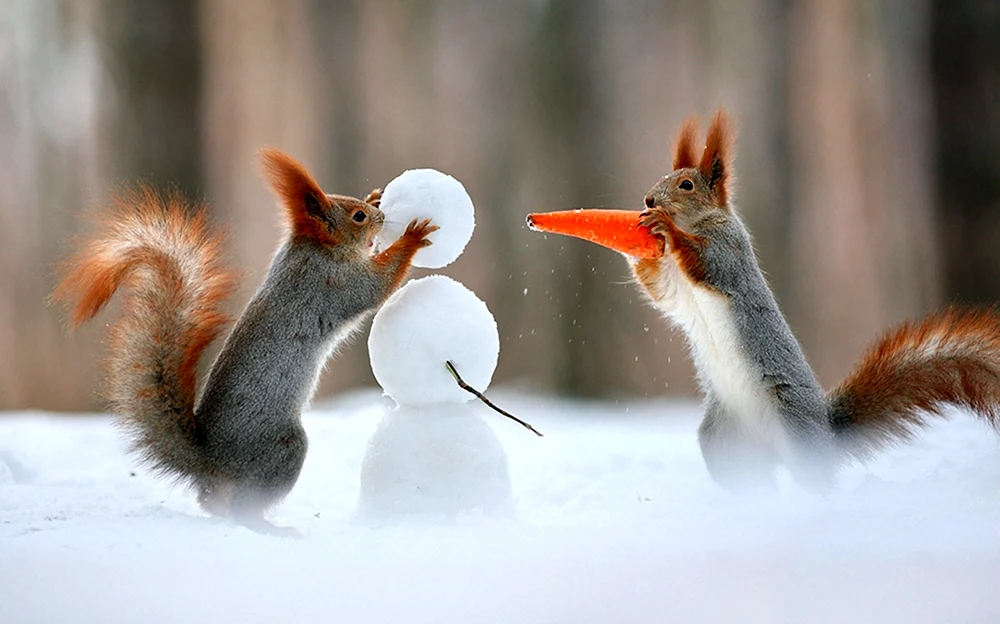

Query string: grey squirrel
53 148 437 535
632 110 1000 490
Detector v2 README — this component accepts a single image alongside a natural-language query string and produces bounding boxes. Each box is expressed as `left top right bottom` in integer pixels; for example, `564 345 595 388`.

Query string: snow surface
375 168 475 269
2 393 1000 623
369 275 499 406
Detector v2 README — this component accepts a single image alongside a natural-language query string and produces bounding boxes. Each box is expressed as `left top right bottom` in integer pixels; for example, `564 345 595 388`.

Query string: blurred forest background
1 0 998 412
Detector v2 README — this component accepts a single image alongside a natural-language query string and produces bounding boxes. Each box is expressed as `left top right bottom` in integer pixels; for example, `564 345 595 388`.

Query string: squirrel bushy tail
829 308 1000 461
53 186 238 481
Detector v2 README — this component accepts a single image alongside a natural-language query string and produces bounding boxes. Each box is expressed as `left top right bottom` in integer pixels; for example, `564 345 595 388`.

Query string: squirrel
632 109 1000 491
53 148 437 535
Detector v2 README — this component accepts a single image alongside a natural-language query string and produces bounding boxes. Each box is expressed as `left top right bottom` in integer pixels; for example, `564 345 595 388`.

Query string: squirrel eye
679 179 694 191
352 210 367 223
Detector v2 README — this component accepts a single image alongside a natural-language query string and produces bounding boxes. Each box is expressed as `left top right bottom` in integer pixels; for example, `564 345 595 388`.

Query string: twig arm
445 361 543 437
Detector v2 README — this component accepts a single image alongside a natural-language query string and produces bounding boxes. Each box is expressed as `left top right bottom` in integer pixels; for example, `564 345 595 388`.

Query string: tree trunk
931 0 1000 303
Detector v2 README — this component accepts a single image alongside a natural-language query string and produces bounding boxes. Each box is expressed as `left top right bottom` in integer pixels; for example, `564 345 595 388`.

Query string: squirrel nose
644 194 656 209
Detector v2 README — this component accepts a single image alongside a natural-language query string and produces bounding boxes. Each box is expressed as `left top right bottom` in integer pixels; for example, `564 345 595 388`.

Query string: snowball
369 275 499 406
357 403 512 520
374 169 475 269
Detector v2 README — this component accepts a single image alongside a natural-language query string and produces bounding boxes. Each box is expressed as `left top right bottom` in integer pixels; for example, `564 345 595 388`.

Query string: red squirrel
633 110 1000 490
53 149 437 535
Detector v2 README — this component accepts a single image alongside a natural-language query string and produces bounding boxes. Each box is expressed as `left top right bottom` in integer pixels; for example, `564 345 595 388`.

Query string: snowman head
373 169 475 270
368 275 499 407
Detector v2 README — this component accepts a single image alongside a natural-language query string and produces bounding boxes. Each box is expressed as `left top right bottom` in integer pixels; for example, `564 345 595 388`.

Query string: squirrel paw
403 218 440 249
364 188 383 207
639 207 675 238
238 517 303 539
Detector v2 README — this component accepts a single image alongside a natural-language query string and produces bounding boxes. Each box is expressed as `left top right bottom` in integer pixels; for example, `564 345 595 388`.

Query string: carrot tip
525 209 665 259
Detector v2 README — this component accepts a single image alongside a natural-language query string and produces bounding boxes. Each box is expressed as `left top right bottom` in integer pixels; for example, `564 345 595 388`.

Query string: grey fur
689 213 837 490
195 238 404 521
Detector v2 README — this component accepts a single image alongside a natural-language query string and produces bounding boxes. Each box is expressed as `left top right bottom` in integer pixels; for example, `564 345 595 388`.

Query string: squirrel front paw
639 206 709 283
364 188 383 207
373 218 442 292
402 218 440 249
639 207 675 239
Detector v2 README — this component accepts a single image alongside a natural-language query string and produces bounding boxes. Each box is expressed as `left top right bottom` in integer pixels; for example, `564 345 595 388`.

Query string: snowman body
357 402 512 519
358 275 513 521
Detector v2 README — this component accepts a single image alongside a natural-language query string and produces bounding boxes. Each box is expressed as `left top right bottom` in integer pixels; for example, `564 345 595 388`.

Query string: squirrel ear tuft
672 116 700 170
259 147 336 239
698 109 735 206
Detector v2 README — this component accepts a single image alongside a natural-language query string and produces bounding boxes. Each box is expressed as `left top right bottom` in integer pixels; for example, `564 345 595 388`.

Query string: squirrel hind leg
233 513 303 539
229 487 303 538
782 421 839 494
697 402 780 491
226 425 308 537
785 451 837 494
198 480 302 538
196 480 234 517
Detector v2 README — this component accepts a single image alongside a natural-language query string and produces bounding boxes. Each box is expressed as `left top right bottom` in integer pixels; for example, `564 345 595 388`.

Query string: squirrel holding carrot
531 109 1000 491
54 149 437 535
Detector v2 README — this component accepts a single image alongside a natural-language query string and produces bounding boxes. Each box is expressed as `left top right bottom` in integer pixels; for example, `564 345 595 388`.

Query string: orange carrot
525 209 664 259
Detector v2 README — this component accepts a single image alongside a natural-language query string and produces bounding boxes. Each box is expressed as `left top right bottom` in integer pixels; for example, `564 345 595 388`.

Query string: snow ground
1 391 999 623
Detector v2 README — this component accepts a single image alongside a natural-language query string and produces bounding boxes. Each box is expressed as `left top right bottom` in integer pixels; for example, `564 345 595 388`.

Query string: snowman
356 170 522 520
